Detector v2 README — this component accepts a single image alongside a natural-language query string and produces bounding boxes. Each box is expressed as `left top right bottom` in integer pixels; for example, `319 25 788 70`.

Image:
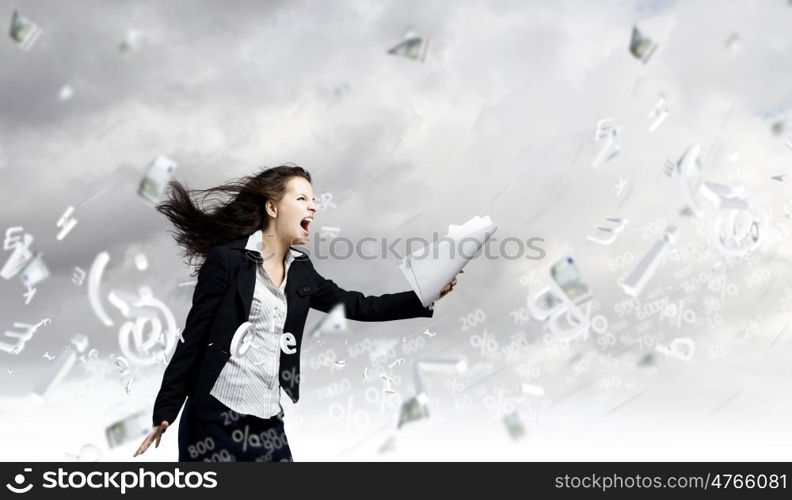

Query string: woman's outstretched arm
305 260 435 321
151 246 230 427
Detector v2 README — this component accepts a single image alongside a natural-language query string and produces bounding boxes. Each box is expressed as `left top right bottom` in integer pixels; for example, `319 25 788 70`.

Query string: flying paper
400 215 497 307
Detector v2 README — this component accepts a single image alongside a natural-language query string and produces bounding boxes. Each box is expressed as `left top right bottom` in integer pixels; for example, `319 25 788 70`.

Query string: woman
133 165 458 462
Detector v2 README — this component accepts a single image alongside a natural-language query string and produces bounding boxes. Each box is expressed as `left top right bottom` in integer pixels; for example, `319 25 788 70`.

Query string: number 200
459 309 486 330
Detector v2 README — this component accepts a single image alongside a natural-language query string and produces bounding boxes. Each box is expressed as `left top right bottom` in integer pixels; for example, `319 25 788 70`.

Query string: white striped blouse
209 230 301 419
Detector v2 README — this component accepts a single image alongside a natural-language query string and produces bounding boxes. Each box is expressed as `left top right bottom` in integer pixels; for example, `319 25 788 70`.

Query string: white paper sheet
399 215 497 307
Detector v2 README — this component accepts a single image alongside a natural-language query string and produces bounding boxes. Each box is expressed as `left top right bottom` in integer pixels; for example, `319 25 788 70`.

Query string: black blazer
152 234 434 426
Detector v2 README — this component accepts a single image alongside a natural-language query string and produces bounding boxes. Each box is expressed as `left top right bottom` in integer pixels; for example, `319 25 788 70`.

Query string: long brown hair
156 164 311 273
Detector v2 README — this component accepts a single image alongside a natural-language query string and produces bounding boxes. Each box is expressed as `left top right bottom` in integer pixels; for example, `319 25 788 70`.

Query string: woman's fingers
134 436 151 457
439 273 462 299
134 423 167 457
154 422 168 447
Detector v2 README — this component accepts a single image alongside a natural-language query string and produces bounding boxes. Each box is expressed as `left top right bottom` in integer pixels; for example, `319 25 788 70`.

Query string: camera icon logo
5 468 33 494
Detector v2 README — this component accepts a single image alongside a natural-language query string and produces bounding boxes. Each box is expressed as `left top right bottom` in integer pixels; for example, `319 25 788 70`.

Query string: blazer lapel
233 238 309 320
237 255 257 319
284 262 304 300
229 235 257 319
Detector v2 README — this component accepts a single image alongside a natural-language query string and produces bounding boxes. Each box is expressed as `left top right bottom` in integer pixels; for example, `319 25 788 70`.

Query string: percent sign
315 192 336 211
328 396 370 429
517 363 541 379
662 300 696 328
483 386 515 415
454 394 473 412
231 425 262 452
443 376 464 394
709 274 739 300
363 385 400 415
281 366 300 386
470 330 499 355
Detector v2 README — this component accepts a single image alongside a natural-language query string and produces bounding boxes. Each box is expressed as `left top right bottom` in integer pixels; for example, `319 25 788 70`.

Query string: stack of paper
399 215 497 307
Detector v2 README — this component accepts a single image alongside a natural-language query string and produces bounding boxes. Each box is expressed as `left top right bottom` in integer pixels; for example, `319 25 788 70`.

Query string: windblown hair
156 164 311 273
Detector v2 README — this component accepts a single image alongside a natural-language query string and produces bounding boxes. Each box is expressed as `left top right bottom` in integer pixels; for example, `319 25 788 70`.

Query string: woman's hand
438 270 463 299
133 421 169 458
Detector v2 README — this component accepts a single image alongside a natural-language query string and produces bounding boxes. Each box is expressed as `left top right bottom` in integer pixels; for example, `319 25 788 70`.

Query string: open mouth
299 217 313 236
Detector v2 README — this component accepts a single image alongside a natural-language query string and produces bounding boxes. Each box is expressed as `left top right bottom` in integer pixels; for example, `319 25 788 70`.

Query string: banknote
9 10 42 51
397 395 429 428
105 411 150 448
387 36 430 62
629 26 657 63
138 155 177 206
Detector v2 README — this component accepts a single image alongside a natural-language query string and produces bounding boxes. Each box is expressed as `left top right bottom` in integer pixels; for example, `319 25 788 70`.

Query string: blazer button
302 286 310 293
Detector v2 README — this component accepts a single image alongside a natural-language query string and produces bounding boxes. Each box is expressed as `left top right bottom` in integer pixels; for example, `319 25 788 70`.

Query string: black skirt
178 394 293 462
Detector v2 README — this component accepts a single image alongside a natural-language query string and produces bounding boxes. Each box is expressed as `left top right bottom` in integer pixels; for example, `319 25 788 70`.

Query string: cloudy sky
1 0 791 461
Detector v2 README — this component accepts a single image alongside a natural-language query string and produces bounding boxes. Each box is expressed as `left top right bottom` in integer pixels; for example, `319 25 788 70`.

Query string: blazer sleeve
152 246 230 427
306 261 434 321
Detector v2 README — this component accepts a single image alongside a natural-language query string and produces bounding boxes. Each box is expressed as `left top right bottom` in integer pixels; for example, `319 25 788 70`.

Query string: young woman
133 165 458 462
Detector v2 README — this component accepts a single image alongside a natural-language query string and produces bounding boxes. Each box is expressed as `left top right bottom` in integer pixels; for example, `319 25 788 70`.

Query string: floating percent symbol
315 192 336 211
470 330 499 356
655 337 695 362
412 358 466 401
662 300 696 329
526 279 593 342
483 386 516 416
517 363 541 379
232 424 262 452
596 329 616 348
454 394 474 412
328 395 370 430
708 273 739 300
364 385 400 415
712 204 766 258
281 366 300 386
443 376 464 394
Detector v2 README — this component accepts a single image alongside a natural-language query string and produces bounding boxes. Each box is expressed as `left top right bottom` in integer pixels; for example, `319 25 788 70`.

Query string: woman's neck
259 228 288 265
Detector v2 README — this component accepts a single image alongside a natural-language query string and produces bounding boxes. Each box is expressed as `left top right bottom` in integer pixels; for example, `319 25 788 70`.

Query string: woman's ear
266 200 278 218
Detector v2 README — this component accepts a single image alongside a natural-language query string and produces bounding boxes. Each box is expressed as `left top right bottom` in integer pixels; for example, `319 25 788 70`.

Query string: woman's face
268 176 317 245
